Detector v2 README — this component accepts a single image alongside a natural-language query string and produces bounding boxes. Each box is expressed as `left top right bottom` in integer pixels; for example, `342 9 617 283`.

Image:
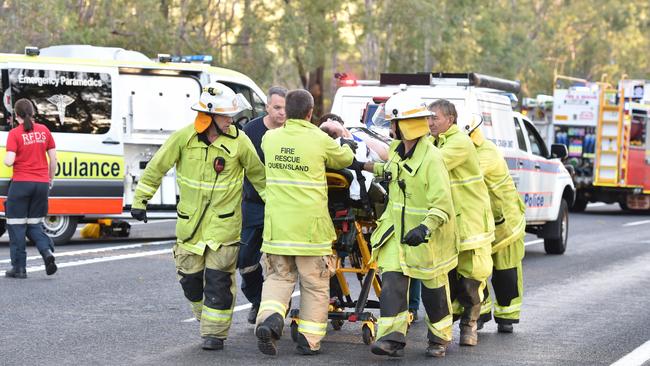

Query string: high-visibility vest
134 123 265 255
261 118 354 256
432 124 495 252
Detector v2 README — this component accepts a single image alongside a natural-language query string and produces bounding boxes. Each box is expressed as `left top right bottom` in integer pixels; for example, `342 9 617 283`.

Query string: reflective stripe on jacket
432 124 495 252
134 123 265 255
261 119 354 256
371 137 458 279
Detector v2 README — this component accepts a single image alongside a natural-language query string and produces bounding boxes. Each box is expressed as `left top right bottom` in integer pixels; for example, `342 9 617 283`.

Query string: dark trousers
238 201 264 305
5 181 53 268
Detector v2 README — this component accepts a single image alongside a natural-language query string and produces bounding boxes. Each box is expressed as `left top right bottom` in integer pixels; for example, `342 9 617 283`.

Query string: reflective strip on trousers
450 175 484 186
480 296 493 315
494 302 521 315
297 319 327 336
426 314 453 342
377 310 409 328
201 305 233 322
6 218 28 225
259 300 287 316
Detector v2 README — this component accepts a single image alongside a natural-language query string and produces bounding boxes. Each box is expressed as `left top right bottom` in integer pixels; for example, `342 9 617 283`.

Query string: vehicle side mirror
551 143 568 160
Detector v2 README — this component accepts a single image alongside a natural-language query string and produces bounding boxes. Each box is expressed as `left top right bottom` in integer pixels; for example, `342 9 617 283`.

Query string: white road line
0 248 172 276
0 239 175 264
131 219 177 226
610 340 650 366
181 290 302 323
623 220 650 227
524 239 544 246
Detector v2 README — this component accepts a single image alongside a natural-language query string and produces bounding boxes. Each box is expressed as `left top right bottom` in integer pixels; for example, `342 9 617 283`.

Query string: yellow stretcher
289 168 385 345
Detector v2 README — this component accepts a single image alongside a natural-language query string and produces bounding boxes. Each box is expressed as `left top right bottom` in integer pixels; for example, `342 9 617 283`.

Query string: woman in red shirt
4 98 58 278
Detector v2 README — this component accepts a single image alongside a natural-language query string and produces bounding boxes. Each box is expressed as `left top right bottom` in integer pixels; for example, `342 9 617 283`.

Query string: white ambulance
331 73 575 254
0 45 267 244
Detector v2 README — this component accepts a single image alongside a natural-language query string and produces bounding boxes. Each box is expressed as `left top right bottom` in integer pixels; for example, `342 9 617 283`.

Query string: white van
331 73 575 254
0 45 267 244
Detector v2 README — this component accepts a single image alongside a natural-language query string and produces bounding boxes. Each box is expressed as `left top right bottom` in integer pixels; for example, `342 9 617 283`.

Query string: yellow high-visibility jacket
370 137 458 279
432 124 495 252
261 118 354 256
133 123 265 255
472 132 526 253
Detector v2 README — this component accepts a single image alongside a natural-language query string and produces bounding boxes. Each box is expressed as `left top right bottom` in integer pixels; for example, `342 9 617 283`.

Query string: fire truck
550 75 650 211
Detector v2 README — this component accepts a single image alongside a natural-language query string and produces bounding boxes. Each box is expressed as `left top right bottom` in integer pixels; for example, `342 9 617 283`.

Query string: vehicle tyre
544 199 568 255
0 218 5 237
570 197 587 212
42 216 79 245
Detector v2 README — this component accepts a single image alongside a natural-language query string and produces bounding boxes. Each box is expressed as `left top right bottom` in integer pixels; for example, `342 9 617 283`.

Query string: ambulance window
524 120 549 157
514 117 528 152
0 70 8 131
9 69 111 134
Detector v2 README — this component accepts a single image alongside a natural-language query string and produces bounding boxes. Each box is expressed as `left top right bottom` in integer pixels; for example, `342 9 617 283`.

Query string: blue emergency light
170 55 213 64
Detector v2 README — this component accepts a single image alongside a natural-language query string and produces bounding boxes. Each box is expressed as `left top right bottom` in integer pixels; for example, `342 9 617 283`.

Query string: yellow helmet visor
398 117 429 140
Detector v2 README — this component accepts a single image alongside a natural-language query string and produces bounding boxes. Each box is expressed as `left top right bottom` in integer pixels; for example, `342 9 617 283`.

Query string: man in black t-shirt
240 86 287 324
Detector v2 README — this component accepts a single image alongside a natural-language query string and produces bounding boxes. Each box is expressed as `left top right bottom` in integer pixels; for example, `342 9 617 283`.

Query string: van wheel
43 216 79 245
570 198 587 212
0 218 5 237
544 200 568 255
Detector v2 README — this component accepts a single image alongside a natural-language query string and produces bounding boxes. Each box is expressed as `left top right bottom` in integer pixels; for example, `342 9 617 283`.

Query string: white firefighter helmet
458 112 484 135
191 82 252 117
382 90 432 140
384 90 433 121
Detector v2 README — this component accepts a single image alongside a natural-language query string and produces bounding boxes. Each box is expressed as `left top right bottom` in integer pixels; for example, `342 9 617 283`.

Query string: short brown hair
285 89 314 120
428 99 457 124
319 113 344 125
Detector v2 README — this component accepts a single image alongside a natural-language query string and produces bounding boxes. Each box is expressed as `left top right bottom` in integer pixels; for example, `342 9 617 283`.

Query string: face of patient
320 120 345 139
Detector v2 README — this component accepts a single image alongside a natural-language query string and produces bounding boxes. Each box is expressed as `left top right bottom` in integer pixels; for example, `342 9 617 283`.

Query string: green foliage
1 0 648 105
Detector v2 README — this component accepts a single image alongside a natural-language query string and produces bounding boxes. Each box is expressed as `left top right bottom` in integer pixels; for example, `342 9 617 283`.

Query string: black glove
403 224 430 246
348 159 365 171
340 138 358 153
131 208 148 223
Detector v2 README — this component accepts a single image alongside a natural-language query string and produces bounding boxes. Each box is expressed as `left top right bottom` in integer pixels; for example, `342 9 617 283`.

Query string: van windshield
4 68 112 134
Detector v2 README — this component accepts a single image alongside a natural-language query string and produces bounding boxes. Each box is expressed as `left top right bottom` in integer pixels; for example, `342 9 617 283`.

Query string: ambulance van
0 45 267 244
331 73 575 254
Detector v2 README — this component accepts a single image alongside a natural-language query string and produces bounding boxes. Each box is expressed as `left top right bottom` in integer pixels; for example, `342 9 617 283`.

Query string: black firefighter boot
370 333 405 358
5 267 27 279
40 249 57 276
256 313 284 356
459 304 481 346
201 337 224 350
295 332 321 356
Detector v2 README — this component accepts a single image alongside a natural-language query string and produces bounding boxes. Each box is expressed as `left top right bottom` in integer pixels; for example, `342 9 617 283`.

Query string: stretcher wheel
331 319 344 331
361 323 375 345
290 320 299 342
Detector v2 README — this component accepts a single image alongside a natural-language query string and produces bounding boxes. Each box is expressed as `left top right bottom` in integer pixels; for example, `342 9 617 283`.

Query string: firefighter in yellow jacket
364 91 458 358
131 82 265 351
469 126 526 334
255 89 354 356
428 99 495 346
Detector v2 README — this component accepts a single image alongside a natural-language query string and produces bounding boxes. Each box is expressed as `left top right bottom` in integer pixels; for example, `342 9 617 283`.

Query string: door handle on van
534 163 541 170
102 138 120 145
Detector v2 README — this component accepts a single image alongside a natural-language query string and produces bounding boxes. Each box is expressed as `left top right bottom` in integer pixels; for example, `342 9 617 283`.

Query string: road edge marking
181 290 302 322
610 340 650 366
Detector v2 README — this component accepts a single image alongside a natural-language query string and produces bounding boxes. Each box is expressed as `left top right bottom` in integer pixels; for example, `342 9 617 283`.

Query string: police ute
0 45 267 244
331 72 575 254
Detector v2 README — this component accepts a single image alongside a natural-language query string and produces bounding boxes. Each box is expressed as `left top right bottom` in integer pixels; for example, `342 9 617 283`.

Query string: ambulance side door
514 115 546 221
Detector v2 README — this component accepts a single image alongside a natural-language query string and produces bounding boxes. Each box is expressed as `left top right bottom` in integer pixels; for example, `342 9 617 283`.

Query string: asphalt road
1 204 649 366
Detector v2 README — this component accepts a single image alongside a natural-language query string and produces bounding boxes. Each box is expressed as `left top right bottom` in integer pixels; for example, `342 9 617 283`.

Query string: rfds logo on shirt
21 131 48 145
